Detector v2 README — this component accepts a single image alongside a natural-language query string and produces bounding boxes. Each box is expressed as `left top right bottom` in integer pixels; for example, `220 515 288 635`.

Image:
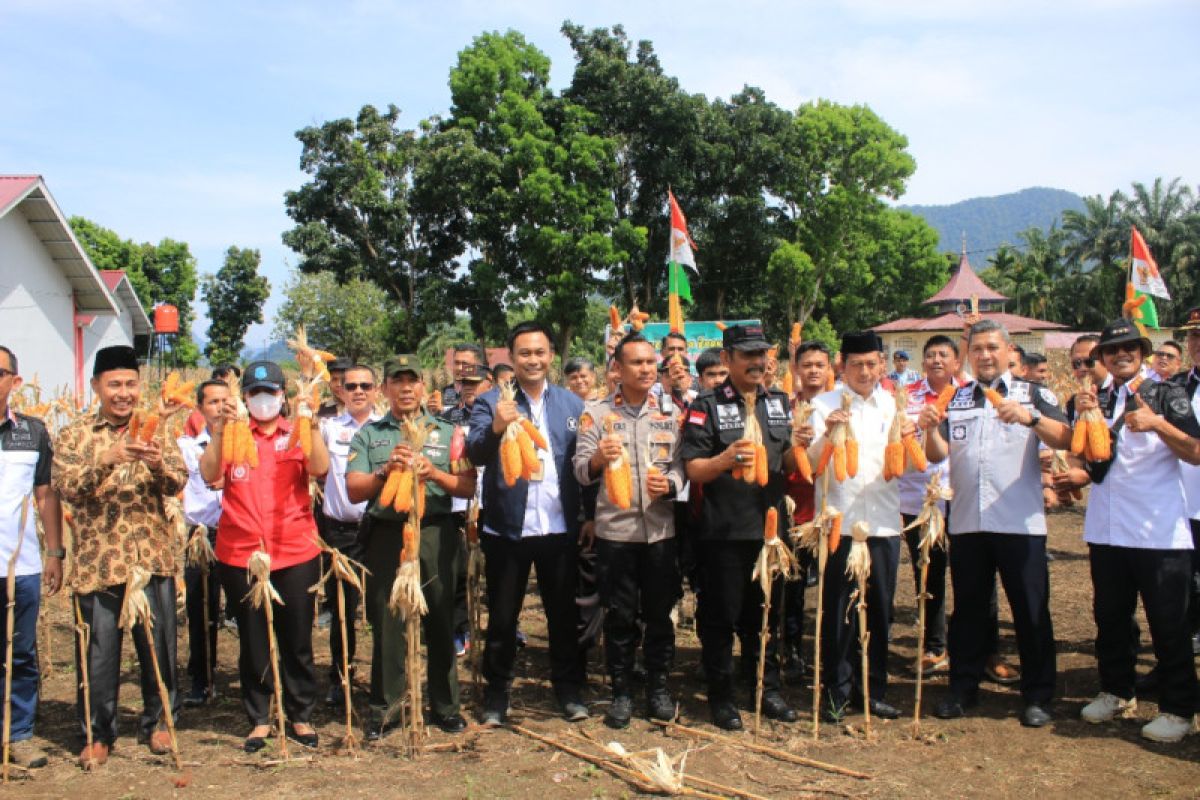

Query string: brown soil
10 506 1200 798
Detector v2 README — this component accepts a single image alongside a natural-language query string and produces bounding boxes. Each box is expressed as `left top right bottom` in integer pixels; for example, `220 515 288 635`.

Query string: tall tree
69 216 200 366
274 271 391 363
282 104 460 350
201 246 270 366
444 30 640 357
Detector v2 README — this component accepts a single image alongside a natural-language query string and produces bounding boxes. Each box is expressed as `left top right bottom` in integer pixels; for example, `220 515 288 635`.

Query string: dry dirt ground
10 506 1200 799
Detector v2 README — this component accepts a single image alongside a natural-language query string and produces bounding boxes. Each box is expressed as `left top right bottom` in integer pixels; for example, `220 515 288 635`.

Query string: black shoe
858 699 901 720
781 643 807 685
760 691 798 722
481 691 509 727
1135 667 1162 694
646 674 676 722
1020 703 1052 728
431 713 468 734
710 700 743 731
288 725 319 748
365 712 399 742
933 694 976 720
243 735 268 754
183 686 209 708
559 696 589 722
605 694 634 729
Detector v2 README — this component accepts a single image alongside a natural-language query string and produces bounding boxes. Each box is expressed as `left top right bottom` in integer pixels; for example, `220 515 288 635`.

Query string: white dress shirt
808 383 901 537
321 410 380 523
178 430 222 529
519 388 567 537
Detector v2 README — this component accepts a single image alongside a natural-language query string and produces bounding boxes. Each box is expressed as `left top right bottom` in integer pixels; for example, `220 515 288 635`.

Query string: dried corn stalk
246 551 288 758
902 473 953 732
845 522 873 738
119 566 183 770
312 538 369 751
750 506 794 738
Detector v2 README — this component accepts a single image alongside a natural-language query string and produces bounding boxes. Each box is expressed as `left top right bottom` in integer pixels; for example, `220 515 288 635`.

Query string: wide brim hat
1097 318 1152 357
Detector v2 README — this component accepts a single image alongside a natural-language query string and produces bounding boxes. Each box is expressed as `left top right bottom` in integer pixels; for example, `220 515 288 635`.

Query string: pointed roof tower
924 237 1007 313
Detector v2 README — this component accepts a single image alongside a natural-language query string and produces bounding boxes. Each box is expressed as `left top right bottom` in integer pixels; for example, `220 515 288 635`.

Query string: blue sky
3 0 1198 349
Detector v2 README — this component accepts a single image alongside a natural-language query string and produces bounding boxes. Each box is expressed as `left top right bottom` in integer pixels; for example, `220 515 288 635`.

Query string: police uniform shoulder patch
1170 395 1192 417
566 416 578 432
687 409 708 426
1038 386 1059 406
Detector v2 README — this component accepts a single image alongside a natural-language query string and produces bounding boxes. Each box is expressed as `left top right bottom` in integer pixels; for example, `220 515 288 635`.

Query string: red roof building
872 245 1065 358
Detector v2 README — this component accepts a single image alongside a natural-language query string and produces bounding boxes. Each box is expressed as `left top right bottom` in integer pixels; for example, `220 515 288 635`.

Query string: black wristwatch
374 466 389 481
1025 409 1042 428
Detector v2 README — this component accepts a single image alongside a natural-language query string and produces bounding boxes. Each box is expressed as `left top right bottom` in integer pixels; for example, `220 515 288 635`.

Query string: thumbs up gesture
1125 392 1160 434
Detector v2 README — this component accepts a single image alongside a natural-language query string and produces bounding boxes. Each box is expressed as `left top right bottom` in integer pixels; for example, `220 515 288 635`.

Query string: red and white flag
1130 225 1170 300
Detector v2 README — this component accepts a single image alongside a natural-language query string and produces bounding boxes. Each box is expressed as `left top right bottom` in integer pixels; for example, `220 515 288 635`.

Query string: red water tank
154 304 179 334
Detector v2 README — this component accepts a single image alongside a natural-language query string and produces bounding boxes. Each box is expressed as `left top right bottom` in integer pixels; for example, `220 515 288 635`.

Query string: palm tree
1062 191 1125 273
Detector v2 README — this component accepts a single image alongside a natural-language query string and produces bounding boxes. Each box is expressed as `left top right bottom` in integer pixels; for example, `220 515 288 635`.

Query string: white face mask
246 392 283 421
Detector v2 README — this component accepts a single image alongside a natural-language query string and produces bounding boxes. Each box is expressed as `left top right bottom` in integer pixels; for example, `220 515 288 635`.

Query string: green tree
769 100 918 328
201 247 271 366
273 272 391 364
69 217 200 366
283 104 460 350
444 30 640 357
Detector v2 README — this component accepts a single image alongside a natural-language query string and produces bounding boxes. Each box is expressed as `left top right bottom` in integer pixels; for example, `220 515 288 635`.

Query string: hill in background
903 187 1085 255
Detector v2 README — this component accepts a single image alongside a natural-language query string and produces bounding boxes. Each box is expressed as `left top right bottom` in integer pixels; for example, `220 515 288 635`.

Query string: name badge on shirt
949 388 976 410
765 398 787 420
230 463 251 483
716 404 742 431
528 451 546 482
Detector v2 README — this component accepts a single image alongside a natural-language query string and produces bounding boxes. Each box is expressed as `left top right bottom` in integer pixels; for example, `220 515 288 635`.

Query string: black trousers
821 536 901 705
902 513 947 655
779 549 813 645
452 512 469 637
324 518 365 683
480 532 583 700
697 539 781 701
596 538 680 685
218 556 320 727
74 576 179 745
1090 543 1197 717
1189 519 1200 635
184 564 220 692
948 532 1055 705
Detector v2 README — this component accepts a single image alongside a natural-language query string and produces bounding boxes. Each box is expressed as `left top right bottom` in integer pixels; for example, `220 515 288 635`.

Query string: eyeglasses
1153 351 1180 360
343 382 375 392
1070 358 1095 369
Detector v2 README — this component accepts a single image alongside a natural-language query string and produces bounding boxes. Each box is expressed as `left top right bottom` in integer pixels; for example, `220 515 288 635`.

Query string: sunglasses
1153 351 1180 360
1070 358 1095 369
343 382 375 392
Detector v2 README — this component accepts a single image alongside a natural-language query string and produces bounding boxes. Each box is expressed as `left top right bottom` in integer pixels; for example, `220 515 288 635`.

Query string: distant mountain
902 187 1086 254
242 339 292 363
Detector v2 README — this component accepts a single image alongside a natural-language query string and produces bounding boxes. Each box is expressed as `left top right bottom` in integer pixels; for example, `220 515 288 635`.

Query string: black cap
382 354 422 379
92 345 139 377
243 360 286 392
1097 318 1151 357
461 364 491 383
722 324 770 352
841 331 884 355
328 357 354 374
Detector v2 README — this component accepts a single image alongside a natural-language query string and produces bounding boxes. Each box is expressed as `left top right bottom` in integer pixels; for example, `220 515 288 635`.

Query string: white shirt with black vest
0 411 52 577
940 372 1067 537
1084 376 1200 549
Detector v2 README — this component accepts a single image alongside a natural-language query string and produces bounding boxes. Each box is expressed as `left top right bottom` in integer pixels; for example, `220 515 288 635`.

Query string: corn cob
222 420 236 464
400 522 417 563
764 507 779 542
982 387 1004 407
519 418 548 450
933 384 956 416
781 368 794 395
609 304 622 331
789 322 802 349
791 401 814 482
825 371 836 392
393 469 414 513
816 441 835 476
903 433 927 472
845 436 859 479
1070 419 1088 456
754 443 769 486
380 469 403 507
139 412 160 443
516 428 538 481
128 409 143 440
828 513 843 553
603 414 633 509
1086 413 1111 461
500 435 522 487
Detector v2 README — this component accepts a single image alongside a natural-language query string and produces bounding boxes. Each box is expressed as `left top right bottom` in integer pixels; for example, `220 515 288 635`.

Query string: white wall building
0 175 139 403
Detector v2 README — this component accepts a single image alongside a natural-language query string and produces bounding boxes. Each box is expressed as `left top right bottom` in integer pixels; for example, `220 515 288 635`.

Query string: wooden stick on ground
2 496 29 782
511 724 724 799
651 719 872 780
813 470 831 739
119 566 183 771
73 593 95 769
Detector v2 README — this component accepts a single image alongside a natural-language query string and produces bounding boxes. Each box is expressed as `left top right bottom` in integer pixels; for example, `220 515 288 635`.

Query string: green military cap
382 354 423 379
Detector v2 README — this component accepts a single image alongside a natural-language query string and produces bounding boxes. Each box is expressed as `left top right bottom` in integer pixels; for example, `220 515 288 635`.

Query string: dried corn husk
604 741 688 794
845 521 872 585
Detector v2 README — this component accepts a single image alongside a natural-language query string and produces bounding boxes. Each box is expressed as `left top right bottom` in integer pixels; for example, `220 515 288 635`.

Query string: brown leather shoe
149 730 173 755
78 742 110 769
